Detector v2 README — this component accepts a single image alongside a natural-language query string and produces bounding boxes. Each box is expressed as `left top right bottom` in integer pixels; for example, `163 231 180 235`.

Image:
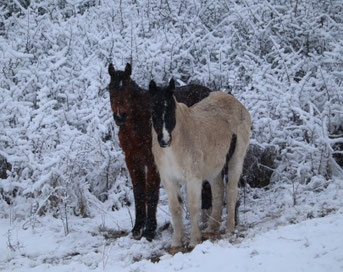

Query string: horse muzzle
157 133 172 148
113 112 127 126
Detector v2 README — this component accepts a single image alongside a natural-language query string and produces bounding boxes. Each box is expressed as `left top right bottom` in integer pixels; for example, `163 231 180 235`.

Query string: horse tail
222 133 239 224
222 133 237 182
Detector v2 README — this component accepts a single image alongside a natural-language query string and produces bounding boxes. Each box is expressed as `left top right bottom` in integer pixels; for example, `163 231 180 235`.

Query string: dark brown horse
108 63 212 241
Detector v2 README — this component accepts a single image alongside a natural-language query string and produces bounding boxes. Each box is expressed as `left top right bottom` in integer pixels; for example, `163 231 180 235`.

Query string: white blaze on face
119 80 122 87
162 101 171 144
116 105 120 116
162 124 170 143
144 165 148 180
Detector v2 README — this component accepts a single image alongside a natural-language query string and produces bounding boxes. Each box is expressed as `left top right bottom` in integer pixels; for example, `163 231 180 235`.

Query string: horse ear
125 63 132 76
168 78 175 93
149 80 157 96
108 63 115 76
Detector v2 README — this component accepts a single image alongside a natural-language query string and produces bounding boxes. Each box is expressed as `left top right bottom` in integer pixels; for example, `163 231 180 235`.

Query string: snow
1 176 343 271
143 211 343 272
1 205 342 271
0 0 343 271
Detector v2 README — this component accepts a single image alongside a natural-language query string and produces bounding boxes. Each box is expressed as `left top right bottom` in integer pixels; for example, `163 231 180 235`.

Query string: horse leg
186 179 202 248
226 155 244 234
205 174 224 233
143 162 160 241
201 181 212 222
126 159 146 239
164 180 184 249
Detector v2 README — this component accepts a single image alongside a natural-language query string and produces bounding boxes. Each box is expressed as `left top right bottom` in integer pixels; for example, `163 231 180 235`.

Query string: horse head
149 79 176 148
108 63 133 126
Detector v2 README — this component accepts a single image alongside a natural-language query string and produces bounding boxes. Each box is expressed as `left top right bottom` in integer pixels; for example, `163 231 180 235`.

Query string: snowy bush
0 0 342 221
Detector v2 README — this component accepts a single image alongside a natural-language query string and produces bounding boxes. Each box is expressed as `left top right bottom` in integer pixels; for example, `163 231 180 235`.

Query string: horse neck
172 98 192 146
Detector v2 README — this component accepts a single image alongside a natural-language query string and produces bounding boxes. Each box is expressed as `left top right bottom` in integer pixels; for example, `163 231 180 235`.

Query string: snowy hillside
1 0 343 271
1 197 343 271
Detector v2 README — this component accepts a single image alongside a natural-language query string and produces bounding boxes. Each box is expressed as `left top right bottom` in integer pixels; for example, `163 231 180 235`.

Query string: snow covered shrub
0 155 11 180
0 0 342 222
241 144 277 188
0 1 131 219
228 1 342 188
332 126 343 168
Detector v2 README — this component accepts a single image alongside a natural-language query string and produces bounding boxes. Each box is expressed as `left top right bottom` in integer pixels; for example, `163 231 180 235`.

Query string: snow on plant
0 0 342 225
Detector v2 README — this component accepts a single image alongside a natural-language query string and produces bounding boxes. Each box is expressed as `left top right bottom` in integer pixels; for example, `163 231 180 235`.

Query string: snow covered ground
1 1 343 271
139 210 343 272
1 181 343 272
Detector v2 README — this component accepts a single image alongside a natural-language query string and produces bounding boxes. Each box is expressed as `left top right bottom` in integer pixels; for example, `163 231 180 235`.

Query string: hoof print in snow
98 226 128 240
250 249 259 257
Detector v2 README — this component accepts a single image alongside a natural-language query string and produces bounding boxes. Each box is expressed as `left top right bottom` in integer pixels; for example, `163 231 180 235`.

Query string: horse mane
129 78 212 110
173 84 211 107
127 79 151 110
130 79 147 94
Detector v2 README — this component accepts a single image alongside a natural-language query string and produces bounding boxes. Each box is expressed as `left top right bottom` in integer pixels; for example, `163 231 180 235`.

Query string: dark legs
126 159 160 241
126 159 146 239
201 181 212 210
143 162 160 241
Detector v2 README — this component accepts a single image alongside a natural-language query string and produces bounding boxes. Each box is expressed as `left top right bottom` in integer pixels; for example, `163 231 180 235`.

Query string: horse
108 63 212 241
149 79 251 251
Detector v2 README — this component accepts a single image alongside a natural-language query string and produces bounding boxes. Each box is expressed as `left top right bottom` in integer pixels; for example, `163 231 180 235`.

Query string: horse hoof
142 230 155 242
168 246 183 255
202 231 221 241
202 232 215 240
132 228 143 240
132 233 141 240
186 245 195 252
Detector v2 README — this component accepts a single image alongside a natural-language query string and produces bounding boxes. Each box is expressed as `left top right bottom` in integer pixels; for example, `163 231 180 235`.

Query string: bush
0 0 342 220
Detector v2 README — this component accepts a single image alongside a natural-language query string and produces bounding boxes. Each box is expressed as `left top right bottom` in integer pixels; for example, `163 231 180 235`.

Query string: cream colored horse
149 79 251 250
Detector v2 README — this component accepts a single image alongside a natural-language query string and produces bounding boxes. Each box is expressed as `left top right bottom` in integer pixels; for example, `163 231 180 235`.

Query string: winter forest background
0 0 343 270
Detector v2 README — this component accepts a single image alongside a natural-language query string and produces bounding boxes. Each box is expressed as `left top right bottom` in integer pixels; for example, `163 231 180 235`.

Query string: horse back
192 91 251 128
186 91 251 163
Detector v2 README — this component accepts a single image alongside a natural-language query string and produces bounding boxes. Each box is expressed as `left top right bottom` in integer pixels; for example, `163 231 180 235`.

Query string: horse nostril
113 112 127 126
